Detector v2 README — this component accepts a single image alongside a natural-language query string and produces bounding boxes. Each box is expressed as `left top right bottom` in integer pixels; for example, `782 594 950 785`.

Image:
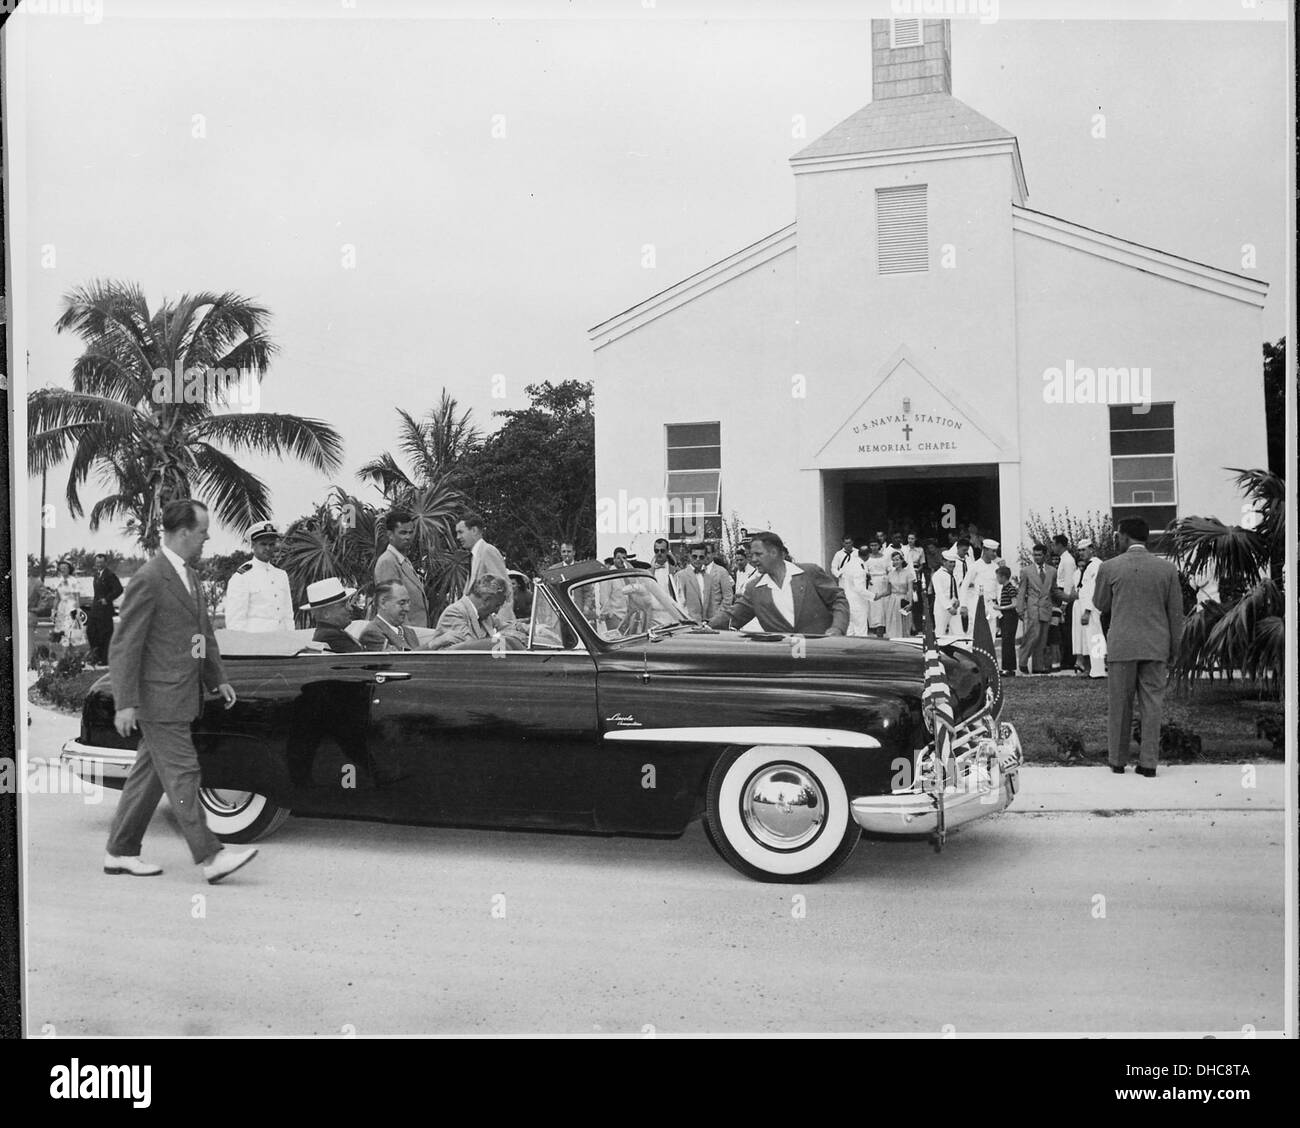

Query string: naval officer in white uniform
223 521 295 632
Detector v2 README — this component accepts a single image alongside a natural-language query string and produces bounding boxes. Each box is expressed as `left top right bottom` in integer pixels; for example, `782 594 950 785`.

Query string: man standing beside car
223 522 294 633
456 511 515 626
86 553 124 666
709 532 847 636
104 499 257 884
375 509 430 628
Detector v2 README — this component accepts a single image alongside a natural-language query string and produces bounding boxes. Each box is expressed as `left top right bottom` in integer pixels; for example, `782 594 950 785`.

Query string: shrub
1022 508 1116 567
1131 717 1203 761
1044 722 1094 764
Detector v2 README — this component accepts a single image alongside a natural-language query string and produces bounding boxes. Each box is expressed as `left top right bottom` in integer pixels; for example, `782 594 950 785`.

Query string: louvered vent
890 19 922 48
876 185 928 274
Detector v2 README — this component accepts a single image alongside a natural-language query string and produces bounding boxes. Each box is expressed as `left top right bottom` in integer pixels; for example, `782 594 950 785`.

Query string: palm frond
190 412 344 474
190 443 272 533
1166 517 1268 585
356 450 416 499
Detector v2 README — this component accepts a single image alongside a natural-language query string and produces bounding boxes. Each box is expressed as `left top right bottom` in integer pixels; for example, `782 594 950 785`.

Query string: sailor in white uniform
931 548 965 637
224 521 295 632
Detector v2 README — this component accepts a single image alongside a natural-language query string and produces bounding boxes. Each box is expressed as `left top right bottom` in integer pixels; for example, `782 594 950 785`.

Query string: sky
7 0 1290 557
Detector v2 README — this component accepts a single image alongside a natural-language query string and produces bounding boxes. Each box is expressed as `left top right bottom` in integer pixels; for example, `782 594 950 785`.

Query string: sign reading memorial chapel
812 352 1009 469
851 411 964 454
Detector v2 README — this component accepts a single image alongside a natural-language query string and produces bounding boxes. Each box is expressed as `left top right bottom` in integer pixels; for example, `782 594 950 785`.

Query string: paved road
19 707 1287 1036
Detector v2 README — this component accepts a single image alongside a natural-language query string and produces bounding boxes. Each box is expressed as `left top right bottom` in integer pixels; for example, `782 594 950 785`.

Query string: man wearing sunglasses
678 544 731 622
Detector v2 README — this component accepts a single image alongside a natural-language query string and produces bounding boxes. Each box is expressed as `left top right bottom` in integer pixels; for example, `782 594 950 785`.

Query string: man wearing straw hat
300 577 363 653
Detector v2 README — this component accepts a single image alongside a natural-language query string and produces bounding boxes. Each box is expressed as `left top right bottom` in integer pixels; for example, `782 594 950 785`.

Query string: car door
366 589 600 827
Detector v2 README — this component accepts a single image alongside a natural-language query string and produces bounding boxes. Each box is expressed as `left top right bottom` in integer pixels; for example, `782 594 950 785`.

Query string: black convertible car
61 560 1023 882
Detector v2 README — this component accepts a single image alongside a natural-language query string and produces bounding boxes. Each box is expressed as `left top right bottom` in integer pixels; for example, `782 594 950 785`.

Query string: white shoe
104 854 162 877
202 847 258 885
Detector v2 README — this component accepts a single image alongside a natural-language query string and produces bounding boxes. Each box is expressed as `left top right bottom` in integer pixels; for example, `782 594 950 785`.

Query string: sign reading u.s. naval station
851 412 962 454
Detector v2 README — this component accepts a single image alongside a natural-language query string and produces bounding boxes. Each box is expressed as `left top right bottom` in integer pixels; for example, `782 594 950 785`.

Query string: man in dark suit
709 531 848 635
1016 544 1058 674
359 579 422 651
105 499 257 884
300 578 362 653
1093 517 1184 776
86 553 123 666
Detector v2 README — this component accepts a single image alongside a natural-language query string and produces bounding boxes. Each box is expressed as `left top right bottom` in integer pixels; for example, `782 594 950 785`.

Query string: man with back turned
1093 517 1184 777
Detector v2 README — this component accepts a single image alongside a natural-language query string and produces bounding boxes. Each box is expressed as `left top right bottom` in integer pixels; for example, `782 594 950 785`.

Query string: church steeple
872 17 951 101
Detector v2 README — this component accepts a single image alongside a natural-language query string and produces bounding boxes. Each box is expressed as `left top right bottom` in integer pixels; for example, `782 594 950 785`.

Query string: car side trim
601 726 881 749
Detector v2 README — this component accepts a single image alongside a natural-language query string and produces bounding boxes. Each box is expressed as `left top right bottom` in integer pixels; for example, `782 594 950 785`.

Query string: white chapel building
589 17 1268 564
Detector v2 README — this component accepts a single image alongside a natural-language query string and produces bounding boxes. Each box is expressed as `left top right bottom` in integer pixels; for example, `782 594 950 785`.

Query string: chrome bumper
851 720 1023 836
60 740 135 785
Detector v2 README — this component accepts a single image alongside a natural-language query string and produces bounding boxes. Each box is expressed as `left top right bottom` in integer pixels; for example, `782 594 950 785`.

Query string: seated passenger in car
360 579 422 651
425 574 510 650
301 577 363 653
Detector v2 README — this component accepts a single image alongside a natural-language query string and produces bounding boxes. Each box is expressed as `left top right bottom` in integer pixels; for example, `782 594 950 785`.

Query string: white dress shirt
1057 550 1079 597
755 561 804 629
160 544 193 596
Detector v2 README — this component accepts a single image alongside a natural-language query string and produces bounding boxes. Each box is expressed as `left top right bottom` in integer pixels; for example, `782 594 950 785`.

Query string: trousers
1107 660 1168 769
998 609 1019 672
1018 615 1050 672
106 720 222 864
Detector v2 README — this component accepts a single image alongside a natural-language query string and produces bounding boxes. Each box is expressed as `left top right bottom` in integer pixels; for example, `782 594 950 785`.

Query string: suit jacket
678 566 730 621
709 562 735 611
312 623 363 653
1093 544 1184 662
466 539 515 625
109 551 225 722
436 595 499 643
374 545 430 628
709 563 849 635
359 616 421 652
649 562 682 603
1017 563 1059 622
90 568 123 621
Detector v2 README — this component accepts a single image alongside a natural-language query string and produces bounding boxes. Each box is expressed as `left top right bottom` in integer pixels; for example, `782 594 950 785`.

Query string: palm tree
356 390 482 500
1168 468 1285 695
357 390 481 615
28 281 344 551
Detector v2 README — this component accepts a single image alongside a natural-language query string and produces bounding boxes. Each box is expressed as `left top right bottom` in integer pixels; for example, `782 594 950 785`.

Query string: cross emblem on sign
902 423 913 442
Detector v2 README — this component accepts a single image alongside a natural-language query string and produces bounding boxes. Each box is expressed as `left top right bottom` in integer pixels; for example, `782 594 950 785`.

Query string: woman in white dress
842 547 872 637
1072 540 1107 677
51 559 81 655
862 540 890 636
877 550 914 639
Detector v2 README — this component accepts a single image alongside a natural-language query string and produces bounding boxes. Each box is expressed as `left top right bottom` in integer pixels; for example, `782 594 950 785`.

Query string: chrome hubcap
742 764 825 849
201 788 253 813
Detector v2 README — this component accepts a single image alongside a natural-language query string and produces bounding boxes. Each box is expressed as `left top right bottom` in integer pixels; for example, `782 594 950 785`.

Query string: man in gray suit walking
1093 517 1184 777
104 499 257 883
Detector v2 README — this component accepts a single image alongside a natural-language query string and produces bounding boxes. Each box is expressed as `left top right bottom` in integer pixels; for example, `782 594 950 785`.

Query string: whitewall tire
704 745 859 883
199 788 291 843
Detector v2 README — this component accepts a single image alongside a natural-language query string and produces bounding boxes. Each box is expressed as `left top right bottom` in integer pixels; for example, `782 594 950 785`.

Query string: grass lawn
28 667 106 716
1001 673 1284 764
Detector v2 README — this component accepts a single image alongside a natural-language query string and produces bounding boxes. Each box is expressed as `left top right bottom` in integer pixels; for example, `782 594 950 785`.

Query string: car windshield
565 573 694 642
